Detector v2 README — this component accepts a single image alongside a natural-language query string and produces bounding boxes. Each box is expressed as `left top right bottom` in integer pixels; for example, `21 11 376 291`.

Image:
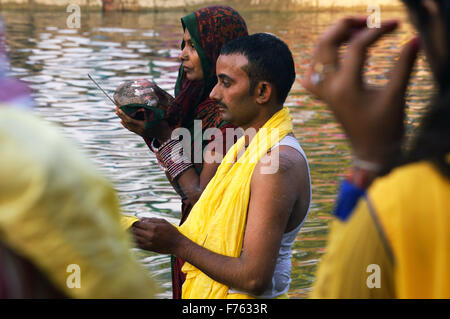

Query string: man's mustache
217 102 228 109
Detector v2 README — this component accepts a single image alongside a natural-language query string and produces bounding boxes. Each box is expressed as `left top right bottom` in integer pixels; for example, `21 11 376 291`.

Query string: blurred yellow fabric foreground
0 107 157 298
178 107 293 299
371 161 450 298
312 160 450 298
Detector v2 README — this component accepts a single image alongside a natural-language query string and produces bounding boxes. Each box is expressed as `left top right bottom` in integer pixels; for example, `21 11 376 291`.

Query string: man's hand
301 17 420 167
131 218 184 255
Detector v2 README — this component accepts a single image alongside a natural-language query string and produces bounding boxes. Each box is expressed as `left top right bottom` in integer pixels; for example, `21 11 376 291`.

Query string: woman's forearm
175 168 203 204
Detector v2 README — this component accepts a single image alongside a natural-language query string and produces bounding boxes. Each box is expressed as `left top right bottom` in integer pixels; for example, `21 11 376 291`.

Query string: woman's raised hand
301 17 421 167
115 106 172 143
115 107 147 137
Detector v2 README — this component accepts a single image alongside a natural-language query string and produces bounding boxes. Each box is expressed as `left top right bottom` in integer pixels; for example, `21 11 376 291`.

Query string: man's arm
133 147 308 295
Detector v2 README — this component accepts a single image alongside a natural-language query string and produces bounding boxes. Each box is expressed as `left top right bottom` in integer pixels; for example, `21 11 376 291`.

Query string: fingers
139 217 166 224
133 218 166 230
116 108 132 122
303 18 401 97
133 226 150 238
131 218 175 253
301 17 367 96
115 108 127 125
116 108 135 124
315 17 368 70
317 16 367 56
116 108 146 135
386 36 421 100
342 20 399 84
133 230 152 250
133 220 151 230
132 223 156 248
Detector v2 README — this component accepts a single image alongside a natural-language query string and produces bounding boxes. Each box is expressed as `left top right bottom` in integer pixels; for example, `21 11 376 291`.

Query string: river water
1 8 433 298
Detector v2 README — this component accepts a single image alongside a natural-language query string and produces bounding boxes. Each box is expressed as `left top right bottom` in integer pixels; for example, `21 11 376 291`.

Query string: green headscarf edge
175 12 213 98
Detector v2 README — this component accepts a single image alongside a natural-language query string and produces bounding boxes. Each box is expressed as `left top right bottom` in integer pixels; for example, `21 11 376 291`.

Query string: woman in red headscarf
116 6 248 299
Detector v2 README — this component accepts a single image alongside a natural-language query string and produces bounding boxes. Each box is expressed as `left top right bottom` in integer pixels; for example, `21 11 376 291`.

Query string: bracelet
347 156 382 189
352 156 382 173
147 138 165 171
149 138 161 153
346 167 375 189
156 138 193 180
337 158 382 219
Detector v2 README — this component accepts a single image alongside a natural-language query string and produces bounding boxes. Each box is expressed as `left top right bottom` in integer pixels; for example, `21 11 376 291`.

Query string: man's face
210 53 259 128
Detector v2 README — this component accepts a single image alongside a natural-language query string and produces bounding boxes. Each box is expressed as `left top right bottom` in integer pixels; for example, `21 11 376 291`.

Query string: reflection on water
1 9 432 298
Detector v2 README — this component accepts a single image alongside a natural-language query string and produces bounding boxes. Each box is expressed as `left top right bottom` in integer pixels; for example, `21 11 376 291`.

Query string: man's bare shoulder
255 145 308 176
249 144 309 223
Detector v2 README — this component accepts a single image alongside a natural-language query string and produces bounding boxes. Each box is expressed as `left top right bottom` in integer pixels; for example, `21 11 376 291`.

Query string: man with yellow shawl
132 33 312 299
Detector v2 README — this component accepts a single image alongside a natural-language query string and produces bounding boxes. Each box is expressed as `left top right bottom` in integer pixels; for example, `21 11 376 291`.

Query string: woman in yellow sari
302 0 450 298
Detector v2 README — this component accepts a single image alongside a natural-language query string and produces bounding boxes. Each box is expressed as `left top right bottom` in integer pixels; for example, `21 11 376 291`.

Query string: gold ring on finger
310 62 337 86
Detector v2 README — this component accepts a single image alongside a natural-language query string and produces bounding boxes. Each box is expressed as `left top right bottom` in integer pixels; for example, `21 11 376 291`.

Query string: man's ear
255 81 273 104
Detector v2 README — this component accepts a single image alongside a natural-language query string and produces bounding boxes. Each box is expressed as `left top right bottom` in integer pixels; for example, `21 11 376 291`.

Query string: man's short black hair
220 33 295 105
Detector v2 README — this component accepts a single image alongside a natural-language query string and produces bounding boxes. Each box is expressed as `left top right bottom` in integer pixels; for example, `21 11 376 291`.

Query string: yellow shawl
178 107 293 299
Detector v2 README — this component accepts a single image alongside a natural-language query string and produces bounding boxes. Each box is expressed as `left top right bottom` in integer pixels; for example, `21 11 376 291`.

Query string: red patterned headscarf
166 6 248 131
